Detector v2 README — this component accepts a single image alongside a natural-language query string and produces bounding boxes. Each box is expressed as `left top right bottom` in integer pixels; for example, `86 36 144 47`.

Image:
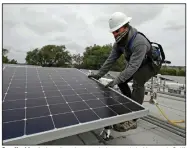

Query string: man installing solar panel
88 12 165 137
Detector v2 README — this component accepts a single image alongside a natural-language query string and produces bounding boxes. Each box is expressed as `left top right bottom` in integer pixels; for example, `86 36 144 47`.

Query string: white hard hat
109 12 132 32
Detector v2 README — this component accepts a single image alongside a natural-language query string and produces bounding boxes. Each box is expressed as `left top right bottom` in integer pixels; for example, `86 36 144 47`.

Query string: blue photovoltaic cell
3 67 145 142
46 96 66 105
26 98 47 107
69 101 90 111
26 106 50 118
74 109 100 123
85 99 106 108
93 107 117 118
3 100 25 110
53 113 79 128
26 116 54 135
49 103 71 114
3 120 25 140
3 108 25 122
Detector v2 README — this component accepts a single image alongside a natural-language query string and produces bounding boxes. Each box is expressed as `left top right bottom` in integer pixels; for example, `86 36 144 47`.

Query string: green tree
25 48 40 65
25 45 72 67
3 56 9 63
3 48 18 64
72 54 83 68
3 48 9 63
177 69 185 76
3 48 8 56
82 44 125 71
159 66 185 76
9 59 17 64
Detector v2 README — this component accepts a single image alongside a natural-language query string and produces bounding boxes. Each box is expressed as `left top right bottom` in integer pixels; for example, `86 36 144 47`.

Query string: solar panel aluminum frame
3 68 149 145
3 108 148 145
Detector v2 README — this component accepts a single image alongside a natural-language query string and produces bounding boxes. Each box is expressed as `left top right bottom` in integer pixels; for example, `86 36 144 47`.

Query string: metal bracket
149 77 158 104
99 126 114 141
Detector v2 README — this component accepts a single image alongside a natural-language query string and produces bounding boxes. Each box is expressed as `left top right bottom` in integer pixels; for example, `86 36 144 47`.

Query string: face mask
113 27 129 43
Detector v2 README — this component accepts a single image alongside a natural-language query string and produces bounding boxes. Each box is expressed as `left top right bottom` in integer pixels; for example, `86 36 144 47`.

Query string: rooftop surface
2 65 186 145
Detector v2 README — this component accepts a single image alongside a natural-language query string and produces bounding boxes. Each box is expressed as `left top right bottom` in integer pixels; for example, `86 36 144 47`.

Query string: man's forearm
113 44 148 85
97 59 115 77
97 44 121 77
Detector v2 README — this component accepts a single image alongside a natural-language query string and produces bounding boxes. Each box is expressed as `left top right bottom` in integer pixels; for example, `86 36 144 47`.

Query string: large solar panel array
3 66 148 144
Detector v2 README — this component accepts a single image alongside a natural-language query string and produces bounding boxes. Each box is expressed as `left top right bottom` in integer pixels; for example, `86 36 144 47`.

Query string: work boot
113 120 137 132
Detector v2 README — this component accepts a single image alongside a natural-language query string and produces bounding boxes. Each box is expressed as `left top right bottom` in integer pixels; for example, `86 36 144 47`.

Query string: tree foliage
25 48 40 65
4 43 184 77
159 67 185 76
3 48 9 63
72 53 83 68
25 45 72 67
3 48 8 56
3 48 17 64
177 69 185 76
9 59 18 64
81 44 125 71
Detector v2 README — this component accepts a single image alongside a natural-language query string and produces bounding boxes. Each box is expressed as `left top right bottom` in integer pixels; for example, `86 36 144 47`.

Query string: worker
88 12 165 132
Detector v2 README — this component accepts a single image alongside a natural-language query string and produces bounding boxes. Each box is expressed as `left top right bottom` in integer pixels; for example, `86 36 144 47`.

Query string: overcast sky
3 4 185 66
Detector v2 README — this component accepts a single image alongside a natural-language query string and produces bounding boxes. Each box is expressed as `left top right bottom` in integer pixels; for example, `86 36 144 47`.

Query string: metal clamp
99 126 114 141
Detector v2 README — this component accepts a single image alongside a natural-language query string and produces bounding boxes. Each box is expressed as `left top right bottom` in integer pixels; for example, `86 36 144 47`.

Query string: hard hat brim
109 17 132 33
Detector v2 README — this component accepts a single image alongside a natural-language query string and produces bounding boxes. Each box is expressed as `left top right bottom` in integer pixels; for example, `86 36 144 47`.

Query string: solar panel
3 66 148 145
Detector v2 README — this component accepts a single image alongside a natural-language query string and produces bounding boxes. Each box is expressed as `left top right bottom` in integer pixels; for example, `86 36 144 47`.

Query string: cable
157 103 185 113
144 100 185 113
152 99 185 129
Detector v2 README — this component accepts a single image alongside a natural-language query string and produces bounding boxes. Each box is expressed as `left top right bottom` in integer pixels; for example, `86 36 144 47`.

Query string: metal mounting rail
141 115 185 138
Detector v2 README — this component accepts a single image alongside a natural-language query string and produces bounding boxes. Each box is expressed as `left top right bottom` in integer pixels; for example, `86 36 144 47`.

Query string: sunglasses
112 27 128 37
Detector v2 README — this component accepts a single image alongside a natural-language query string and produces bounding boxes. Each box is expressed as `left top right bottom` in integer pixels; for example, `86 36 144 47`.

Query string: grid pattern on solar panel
3 67 144 141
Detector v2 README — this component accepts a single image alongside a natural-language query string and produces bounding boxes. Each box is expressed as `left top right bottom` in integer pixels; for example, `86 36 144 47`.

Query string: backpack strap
127 32 138 50
127 31 165 63
116 32 138 54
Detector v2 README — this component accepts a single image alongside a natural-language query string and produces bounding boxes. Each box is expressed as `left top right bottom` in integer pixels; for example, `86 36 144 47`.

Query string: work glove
105 77 121 88
88 74 101 80
105 80 116 88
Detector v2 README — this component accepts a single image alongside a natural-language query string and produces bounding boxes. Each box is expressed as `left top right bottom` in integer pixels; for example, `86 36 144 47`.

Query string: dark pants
104 62 160 129
117 62 160 123
118 62 160 105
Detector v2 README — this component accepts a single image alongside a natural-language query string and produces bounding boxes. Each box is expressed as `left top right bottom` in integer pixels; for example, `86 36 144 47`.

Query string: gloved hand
105 80 116 88
88 74 101 80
